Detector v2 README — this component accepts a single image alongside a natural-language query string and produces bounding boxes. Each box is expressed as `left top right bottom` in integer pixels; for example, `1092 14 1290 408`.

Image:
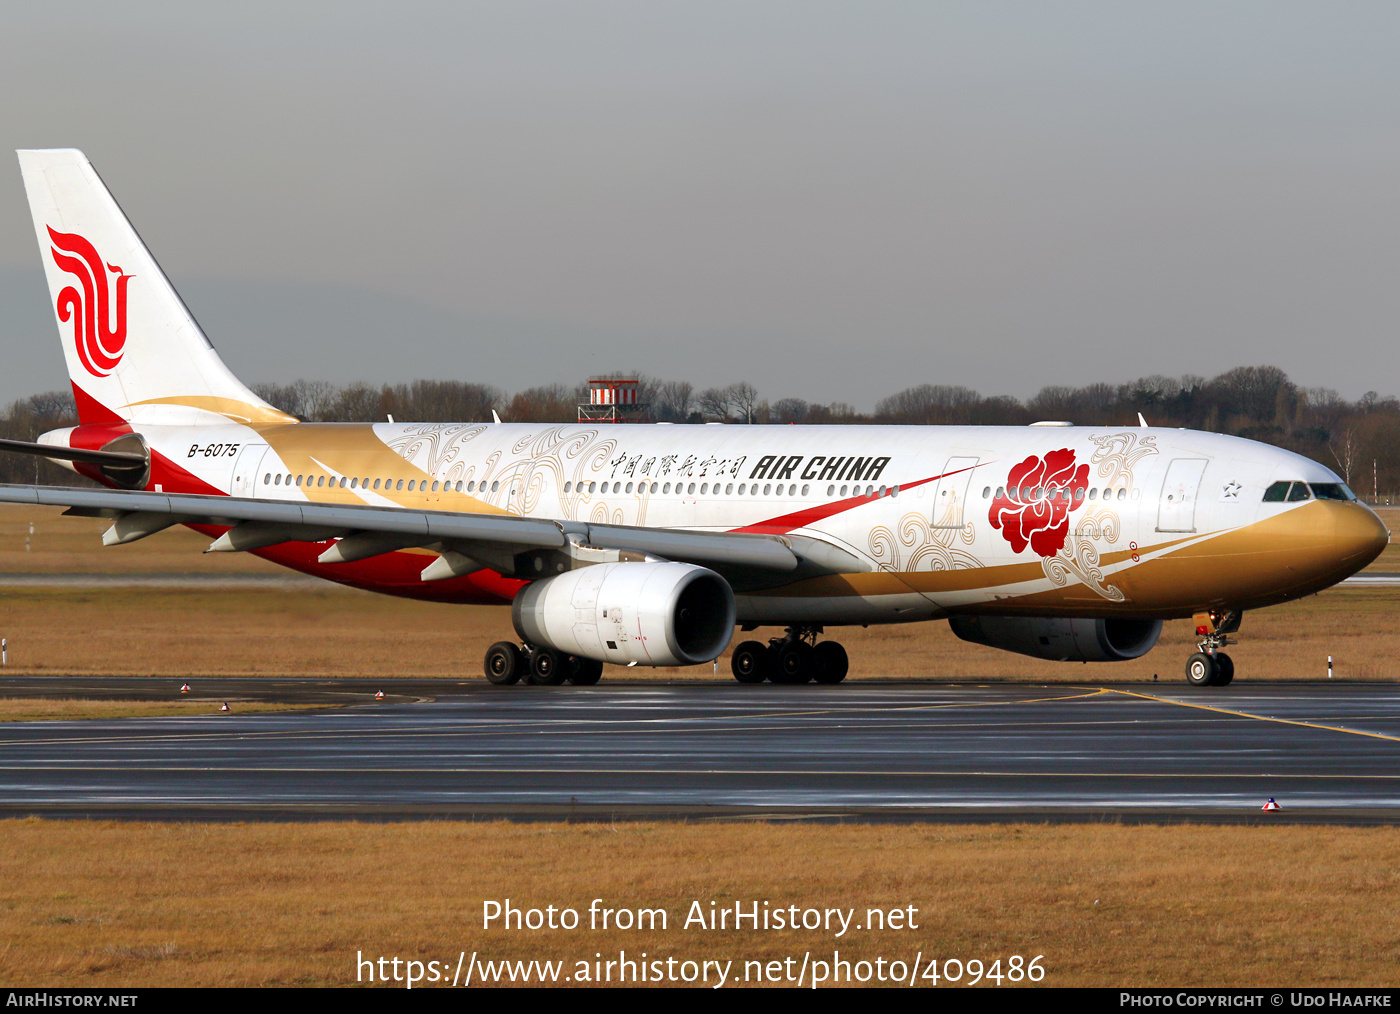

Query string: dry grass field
0 579 1394 682
1 820 1397 988
0 699 332 722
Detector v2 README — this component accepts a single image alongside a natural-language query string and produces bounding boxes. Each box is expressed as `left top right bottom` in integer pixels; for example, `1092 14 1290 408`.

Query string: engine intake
948 615 1163 662
512 561 736 667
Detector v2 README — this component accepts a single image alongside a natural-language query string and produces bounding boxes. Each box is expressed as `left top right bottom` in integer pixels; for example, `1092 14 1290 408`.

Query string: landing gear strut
482 641 603 686
731 626 849 685
1184 610 1240 687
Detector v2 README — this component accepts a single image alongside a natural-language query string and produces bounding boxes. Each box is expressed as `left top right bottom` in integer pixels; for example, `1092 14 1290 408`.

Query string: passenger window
1286 482 1311 502
432 481 440 492
802 484 810 497
396 479 404 491
491 481 499 492
663 483 671 494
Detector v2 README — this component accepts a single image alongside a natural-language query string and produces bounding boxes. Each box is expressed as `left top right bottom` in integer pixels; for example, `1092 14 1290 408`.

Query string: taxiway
1 679 1398 822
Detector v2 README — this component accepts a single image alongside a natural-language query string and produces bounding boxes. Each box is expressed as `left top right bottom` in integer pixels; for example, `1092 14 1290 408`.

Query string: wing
0 483 867 585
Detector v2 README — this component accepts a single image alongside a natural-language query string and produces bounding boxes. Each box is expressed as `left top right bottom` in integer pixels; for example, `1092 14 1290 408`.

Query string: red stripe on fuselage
729 465 980 535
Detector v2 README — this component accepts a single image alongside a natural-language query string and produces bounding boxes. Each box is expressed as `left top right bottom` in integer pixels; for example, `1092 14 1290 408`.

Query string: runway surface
2 678 1399 822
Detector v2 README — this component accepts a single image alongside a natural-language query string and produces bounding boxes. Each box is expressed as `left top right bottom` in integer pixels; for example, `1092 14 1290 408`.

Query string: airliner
0 149 1387 687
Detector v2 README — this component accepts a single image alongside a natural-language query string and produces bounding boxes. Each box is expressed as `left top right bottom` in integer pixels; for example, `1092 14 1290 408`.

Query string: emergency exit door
232 443 269 497
930 457 980 529
1157 458 1208 533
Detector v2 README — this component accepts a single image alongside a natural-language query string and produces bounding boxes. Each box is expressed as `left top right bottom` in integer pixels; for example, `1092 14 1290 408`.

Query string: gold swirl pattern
870 510 983 574
1088 431 1159 487
1042 507 1126 602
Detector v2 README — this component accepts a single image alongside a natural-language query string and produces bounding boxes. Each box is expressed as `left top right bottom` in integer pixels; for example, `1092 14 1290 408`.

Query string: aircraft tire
731 641 770 684
1214 653 1234 686
812 641 849 684
1185 652 1217 687
569 658 604 686
484 641 524 685
528 648 569 686
773 642 814 684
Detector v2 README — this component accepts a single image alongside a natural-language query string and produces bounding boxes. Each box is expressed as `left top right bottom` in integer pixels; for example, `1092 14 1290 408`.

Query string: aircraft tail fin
16 148 294 427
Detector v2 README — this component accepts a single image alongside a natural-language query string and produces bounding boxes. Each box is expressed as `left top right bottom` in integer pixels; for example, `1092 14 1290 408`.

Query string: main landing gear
730 626 849 685
484 641 603 687
1184 610 1240 687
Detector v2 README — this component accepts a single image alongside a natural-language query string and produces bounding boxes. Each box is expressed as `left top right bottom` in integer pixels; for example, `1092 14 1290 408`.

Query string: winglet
492 409 503 424
1137 413 1149 428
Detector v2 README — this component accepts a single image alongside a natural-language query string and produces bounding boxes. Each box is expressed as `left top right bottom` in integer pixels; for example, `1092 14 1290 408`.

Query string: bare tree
328 382 383 422
653 381 694 422
875 384 980 424
1330 427 1358 485
726 382 759 424
506 384 577 423
772 398 808 424
697 387 732 421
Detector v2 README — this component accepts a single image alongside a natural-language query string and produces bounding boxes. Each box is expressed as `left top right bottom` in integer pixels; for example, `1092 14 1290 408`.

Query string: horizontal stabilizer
0 437 144 466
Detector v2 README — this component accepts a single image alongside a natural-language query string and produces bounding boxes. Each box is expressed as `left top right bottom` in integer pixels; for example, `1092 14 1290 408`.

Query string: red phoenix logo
48 226 132 378
988 448 1090 558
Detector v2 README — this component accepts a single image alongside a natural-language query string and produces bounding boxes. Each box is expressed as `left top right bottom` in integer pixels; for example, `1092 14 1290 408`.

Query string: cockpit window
1309 483 1355 501
1264 481 1324 503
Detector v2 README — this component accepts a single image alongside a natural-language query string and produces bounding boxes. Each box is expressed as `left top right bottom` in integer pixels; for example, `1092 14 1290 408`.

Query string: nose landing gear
1184 610 1240 687
730 626 849 685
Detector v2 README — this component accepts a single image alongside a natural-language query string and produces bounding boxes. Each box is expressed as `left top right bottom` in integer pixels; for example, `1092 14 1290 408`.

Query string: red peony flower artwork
988 449 1090 558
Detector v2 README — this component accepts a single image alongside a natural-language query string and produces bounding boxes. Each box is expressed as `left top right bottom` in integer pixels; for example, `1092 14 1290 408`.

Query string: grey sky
1 2 1397 409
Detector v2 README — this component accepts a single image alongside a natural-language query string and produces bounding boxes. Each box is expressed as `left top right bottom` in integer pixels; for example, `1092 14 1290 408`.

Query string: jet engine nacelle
512 561 736 667
948 615 1163 662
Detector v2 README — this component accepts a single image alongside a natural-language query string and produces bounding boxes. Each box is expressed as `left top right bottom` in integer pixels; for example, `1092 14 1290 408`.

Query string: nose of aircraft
1259 499 1390 600
1332 501 1391 575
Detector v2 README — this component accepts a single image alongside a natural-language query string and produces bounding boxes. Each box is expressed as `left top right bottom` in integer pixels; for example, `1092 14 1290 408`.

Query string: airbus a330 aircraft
0 149 1388 687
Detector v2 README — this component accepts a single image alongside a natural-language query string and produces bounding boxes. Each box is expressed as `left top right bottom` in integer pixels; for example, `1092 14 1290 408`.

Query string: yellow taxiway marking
1101 688 1400 745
